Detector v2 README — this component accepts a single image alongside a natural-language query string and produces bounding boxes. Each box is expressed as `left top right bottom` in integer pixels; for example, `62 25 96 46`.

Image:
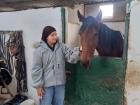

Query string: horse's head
77 10 102 68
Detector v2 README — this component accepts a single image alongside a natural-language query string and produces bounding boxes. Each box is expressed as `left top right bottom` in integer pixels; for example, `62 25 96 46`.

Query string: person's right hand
36 87 44 97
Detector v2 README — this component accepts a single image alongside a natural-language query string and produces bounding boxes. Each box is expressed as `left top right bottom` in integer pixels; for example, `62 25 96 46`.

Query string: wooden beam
0 0 126 12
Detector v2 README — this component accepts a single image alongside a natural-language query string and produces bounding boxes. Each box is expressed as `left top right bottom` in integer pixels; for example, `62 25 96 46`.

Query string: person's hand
36 87 44 97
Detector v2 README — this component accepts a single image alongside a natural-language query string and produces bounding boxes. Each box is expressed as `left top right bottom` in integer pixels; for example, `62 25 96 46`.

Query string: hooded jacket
31 41 79 88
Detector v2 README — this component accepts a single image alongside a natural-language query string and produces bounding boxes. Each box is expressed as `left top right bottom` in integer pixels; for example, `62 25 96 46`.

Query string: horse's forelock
79 16 98 35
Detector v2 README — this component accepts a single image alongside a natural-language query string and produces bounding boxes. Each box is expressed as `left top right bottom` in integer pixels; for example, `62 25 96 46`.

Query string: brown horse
78 10 123 67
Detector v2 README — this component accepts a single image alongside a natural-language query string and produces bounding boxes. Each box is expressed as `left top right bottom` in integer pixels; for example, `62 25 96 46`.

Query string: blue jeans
40 85 65 105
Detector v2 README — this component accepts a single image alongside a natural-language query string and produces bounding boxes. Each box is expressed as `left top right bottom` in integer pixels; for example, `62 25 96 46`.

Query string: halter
80 46 95 54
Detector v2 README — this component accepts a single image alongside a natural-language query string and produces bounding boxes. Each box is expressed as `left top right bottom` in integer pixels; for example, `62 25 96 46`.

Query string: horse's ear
77 10 84 22
96 10 102 22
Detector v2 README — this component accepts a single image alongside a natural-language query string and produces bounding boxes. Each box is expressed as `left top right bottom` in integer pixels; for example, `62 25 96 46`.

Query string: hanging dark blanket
0 31 28 93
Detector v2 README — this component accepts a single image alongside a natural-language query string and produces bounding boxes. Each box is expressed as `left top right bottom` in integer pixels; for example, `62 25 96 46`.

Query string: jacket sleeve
31 49 43 88
62 44 80 64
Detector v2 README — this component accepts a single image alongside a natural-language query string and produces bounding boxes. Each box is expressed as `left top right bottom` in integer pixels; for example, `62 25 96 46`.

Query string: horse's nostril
83 64 88 69
81 61 90 69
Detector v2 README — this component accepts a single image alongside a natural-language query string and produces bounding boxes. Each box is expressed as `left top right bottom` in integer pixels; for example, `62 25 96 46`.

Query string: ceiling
0 0 126 12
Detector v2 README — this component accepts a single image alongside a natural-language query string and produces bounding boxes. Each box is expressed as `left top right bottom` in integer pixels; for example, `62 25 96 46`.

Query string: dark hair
41 26 56 43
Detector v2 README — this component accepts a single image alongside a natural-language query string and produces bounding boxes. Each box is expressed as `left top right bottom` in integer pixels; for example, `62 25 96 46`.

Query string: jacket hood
33 40 60 51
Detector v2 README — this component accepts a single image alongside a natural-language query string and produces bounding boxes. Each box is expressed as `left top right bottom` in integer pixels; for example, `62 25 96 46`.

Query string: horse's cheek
80 53 84 61
80 53 87 63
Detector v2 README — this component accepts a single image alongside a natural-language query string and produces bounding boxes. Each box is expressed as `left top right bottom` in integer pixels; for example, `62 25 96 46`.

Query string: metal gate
65 57 124 105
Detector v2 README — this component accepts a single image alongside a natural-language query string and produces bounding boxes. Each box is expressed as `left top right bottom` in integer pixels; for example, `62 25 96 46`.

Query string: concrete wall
104 22 125 35
65 5 84 47
125 1 140 105
0 8 62 104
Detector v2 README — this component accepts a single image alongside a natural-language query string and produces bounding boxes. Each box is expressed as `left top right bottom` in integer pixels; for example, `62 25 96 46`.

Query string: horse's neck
96 23 113 53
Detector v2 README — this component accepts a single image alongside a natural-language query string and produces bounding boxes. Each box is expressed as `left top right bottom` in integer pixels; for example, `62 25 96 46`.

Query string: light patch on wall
100 4 113 19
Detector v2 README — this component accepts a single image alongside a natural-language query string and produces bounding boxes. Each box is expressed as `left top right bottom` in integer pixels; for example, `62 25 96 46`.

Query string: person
31 26 80 105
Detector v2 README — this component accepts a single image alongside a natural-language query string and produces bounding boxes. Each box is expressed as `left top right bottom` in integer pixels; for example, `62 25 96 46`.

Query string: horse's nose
82 63 89 69
80 60 90 69
80 55 91 69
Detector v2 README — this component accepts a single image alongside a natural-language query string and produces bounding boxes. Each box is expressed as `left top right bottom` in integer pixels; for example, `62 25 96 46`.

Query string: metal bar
61 7 66 43
83 0 126 5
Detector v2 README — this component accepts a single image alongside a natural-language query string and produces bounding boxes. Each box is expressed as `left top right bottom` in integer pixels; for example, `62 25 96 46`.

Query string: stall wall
125 1 140 105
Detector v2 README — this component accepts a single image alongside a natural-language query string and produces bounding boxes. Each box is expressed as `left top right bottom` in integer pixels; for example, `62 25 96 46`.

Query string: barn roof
0 0 125 12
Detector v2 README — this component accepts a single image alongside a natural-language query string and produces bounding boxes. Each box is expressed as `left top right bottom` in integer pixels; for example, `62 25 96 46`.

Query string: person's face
47 31 58 45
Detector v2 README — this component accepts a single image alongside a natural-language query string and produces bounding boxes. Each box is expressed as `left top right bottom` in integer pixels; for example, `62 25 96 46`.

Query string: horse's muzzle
80 59 90 69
